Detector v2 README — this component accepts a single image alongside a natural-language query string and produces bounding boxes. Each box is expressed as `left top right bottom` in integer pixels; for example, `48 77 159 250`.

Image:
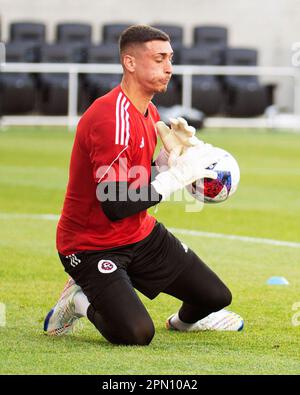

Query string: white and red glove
152 144 219 201
156 117 203 167
154 148 170 173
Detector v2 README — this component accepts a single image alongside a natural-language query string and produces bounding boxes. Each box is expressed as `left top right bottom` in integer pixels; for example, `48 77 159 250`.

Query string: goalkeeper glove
151 144 219 201
169 117 200 147
156 117 203 166
154 148 169 173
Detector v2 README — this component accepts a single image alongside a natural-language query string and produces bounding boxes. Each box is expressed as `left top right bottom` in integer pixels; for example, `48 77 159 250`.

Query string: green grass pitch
0 126 300 374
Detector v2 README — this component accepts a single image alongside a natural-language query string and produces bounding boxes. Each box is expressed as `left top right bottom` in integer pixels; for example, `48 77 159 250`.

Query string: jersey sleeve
88 120 132 184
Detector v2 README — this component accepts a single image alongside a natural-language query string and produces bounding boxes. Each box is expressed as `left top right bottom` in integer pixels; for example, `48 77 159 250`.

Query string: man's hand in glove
156 117 205 166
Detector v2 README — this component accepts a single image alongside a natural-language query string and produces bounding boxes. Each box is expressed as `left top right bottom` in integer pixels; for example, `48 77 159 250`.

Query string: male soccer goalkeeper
43 25 243 344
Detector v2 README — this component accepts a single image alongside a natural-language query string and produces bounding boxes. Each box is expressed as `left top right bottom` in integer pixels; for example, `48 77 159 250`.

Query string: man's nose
165 61 173 75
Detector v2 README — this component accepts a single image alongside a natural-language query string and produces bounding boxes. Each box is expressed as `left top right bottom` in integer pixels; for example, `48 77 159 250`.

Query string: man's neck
120 78 153 116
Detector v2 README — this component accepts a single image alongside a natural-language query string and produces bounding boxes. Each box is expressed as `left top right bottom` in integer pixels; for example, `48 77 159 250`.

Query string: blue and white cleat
166 309 244 332
44 278 82 336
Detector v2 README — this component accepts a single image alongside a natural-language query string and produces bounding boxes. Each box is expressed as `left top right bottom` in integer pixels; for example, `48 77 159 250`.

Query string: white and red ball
186 147 240 203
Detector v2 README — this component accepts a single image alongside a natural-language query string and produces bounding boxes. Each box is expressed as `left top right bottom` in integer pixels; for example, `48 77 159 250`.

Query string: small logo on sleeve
98 260 117 274
140 137 145 148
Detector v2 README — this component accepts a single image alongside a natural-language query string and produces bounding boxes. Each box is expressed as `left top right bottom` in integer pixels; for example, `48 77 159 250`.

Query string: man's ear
122 54 136 73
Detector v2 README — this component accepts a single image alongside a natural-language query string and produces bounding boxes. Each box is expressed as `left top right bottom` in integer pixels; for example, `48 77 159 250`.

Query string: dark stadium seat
3 41 38 63
55 23 93 63
224 48 270 116
102 23 134 43
38 44 80 115
0 42 36 114
178 46 224 115
9 22 46 43
194 26 228 47
193 26 228 65
9 22 46 62
151 24 183 45
56 23 92 44
83 43 121 106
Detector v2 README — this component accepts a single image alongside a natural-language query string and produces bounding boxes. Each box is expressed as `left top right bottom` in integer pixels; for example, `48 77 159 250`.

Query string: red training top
57 85 159 255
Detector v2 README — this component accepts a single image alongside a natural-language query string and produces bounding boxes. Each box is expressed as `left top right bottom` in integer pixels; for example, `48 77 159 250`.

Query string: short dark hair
119 25 170 53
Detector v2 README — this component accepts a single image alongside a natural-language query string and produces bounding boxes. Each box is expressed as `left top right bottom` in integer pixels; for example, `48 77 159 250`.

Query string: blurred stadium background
0 0 300 375
1 0 300 129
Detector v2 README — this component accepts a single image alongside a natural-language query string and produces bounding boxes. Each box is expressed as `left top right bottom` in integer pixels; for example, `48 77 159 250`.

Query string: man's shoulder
76 86 129 149
82 87 120 123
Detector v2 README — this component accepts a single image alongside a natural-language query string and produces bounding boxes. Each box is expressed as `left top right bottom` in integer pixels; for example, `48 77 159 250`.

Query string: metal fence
1 62 300 129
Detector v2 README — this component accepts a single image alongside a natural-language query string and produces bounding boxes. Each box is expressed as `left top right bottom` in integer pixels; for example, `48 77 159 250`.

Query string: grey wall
1 0 299 111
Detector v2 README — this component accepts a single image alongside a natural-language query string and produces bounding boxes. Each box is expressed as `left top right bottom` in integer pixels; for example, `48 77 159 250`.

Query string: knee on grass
122 319 155 346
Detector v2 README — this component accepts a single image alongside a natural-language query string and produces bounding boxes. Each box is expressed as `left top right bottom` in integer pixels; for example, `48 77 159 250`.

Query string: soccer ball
186 147 240 203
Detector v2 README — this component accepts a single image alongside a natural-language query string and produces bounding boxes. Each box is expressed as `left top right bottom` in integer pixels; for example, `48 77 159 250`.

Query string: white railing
1 62 300 129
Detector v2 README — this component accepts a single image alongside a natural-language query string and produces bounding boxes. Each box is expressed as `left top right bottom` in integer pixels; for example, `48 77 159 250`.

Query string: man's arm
98 144 220 222
98 179 162 222
98 160 161 221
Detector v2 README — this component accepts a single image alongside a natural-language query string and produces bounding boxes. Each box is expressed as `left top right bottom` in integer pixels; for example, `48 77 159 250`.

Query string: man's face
128 40 173 94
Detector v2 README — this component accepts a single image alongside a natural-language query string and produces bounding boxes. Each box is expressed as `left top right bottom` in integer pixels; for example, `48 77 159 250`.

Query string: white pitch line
0 213 60 221
1 212 300 249
168 227 300 249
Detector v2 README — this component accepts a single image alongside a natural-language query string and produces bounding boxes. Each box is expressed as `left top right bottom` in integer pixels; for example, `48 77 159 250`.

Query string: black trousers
59 222 232 345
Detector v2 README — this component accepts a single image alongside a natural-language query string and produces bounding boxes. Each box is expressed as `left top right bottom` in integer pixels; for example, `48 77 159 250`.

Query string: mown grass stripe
1 212 299 249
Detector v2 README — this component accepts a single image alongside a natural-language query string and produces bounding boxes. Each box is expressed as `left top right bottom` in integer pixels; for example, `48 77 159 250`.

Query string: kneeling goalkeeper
43 25 243 344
